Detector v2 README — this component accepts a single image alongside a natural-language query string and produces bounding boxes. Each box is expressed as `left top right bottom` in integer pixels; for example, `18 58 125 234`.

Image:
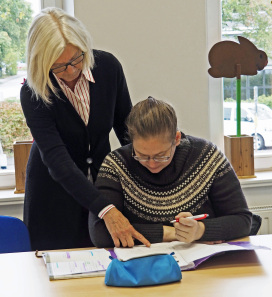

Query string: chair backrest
0 216 31 253
249 213 262 236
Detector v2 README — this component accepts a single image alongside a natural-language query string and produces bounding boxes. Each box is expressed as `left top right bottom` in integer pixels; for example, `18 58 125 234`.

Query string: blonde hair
26 7 94 103
126 96 178 141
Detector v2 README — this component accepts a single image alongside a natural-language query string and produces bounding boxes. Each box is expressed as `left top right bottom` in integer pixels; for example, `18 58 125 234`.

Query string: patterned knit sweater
88 134 252 247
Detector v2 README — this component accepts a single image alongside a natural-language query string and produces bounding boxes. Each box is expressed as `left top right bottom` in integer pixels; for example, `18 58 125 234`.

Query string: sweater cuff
200 220 228 241
132 223 163 244
98 204 115 219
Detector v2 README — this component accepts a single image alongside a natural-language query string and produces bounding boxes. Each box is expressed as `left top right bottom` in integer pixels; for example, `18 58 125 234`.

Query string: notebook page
170 241 246 263
44 249 112 279
44 249 110 263
47 259 110 277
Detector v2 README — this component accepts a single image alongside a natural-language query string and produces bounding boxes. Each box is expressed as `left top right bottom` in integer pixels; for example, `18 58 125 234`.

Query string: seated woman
88 96 252 247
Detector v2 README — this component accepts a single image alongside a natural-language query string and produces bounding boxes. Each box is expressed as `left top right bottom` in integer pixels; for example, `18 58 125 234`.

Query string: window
0 1 41 172
224 107 232 120
222 0 272 170
0 0 41 189
224 67 272 100
0 1 74 189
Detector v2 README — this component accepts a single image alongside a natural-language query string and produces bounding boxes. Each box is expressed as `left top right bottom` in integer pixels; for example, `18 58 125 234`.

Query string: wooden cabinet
13 141 32 193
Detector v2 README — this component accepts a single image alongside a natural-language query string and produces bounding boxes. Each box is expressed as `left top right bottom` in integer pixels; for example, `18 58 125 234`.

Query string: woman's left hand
174 212 205 243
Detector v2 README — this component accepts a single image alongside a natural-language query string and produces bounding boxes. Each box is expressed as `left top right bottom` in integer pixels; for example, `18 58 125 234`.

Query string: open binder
114 240 270 271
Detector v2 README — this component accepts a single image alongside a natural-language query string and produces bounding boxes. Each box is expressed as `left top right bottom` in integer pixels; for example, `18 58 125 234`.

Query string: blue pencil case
104 254 182 287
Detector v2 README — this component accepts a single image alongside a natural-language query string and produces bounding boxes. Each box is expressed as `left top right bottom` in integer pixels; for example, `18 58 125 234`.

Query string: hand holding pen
170 213 209 243
170 214 209 223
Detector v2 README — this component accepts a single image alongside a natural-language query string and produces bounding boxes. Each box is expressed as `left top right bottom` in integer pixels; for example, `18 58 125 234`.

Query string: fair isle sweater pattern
97 137 231 223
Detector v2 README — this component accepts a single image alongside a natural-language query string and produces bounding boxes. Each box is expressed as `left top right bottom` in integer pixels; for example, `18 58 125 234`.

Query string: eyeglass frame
50 52 85 74
132 143 175 163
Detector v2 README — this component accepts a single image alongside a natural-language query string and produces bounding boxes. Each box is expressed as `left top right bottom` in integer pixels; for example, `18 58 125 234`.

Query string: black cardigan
20 50 132 250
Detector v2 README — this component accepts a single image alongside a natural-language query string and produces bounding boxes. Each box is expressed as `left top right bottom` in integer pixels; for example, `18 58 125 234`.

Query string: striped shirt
54 68 95 126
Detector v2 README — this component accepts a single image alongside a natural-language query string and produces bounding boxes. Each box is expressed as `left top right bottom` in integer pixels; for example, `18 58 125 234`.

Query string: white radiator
250 206 272 235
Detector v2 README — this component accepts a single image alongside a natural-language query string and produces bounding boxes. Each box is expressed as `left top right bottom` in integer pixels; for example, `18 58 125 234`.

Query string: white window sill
239 170 272 188
254 152 272 172
0 169 16 189
0 188 24 206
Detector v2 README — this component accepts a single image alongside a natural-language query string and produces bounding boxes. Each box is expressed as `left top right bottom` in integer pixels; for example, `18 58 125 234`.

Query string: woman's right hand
173 212 205 243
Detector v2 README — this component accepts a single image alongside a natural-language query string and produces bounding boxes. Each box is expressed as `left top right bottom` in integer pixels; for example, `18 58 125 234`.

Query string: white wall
74 0 223 150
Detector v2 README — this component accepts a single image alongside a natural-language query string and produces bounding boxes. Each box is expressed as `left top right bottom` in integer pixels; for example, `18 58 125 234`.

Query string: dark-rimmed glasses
50 52 85 74
132 144 174 162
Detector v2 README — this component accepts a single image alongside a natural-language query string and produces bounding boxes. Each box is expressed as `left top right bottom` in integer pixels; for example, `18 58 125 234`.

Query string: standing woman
21 7 149 250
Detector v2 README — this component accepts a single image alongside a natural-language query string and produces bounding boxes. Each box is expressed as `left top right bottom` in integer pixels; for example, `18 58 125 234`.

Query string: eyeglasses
50 52 85 74
132 144 174 163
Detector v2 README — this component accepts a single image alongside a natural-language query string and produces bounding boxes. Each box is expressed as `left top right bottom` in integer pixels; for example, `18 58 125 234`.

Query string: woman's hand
103 207 151 248
174 212 205 243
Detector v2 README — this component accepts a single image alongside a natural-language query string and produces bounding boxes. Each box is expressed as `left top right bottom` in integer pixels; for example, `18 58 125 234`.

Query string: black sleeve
20 84 111 214
88 156 125 247
200 150 252 241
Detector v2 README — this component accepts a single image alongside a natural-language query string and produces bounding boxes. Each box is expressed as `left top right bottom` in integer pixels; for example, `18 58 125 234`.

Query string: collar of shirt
53 68 95 126
82 68 95 84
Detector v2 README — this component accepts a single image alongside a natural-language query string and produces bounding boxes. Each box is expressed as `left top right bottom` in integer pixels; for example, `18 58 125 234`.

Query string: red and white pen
170 214 209 223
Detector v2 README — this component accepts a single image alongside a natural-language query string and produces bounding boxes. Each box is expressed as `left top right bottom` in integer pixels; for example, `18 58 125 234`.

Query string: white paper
43 249 112 279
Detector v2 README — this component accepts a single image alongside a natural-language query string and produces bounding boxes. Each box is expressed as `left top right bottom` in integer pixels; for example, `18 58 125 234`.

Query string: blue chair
0 215 31 253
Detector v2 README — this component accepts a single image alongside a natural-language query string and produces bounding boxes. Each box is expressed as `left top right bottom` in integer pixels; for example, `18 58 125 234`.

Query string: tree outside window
0 0 35 169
